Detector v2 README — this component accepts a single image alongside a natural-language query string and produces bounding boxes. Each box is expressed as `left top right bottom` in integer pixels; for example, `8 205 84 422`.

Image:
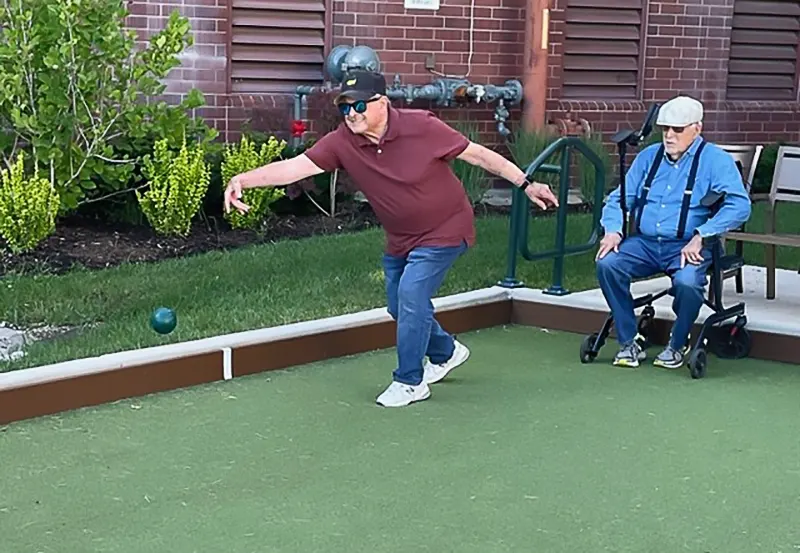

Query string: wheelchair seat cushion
718 254 744 273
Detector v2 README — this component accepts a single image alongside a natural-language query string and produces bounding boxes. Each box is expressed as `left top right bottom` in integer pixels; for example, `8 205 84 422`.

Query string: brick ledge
551 99 800 112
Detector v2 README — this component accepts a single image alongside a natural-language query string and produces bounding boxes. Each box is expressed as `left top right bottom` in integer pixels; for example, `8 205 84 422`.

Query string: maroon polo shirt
303 106 476 257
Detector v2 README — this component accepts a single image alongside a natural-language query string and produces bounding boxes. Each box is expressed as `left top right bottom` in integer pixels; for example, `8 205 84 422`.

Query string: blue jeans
382 241 468 385
596 235 712 350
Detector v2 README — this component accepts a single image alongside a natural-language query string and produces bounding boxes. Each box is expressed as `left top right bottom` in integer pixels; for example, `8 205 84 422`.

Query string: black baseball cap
333 70 387 104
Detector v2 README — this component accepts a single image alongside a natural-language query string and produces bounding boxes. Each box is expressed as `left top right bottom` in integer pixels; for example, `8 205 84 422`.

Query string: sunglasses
660 123 698 134
337 98 379 116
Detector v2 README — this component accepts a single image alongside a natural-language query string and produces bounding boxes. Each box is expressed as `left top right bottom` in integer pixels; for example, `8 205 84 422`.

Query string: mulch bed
0 202 381 276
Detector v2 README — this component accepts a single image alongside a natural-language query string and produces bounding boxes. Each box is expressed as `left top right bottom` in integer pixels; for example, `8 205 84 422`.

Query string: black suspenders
631 140 707 239
633 144 664 235
677 141 707 238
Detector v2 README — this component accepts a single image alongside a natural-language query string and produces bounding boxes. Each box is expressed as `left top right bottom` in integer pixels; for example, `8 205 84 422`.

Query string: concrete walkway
522 265 800 338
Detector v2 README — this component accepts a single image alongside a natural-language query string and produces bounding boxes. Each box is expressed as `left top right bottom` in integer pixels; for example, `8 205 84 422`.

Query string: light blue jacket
601 137 752 239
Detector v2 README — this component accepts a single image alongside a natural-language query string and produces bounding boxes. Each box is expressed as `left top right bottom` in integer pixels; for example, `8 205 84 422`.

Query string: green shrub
751 143 781 194
506 126 613 205
576 134 614 204
221 135 286 229
0 0 207 211
506 126 561 190
448 120 490 205
0 152 60 253
136 138 210 237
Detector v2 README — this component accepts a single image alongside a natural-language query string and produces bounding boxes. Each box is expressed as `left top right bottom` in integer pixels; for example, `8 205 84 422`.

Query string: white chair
713 144 763 296
719 144 763 191
727 145 800 299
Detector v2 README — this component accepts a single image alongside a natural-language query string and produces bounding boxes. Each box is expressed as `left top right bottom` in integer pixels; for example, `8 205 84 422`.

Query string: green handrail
499 136 607 295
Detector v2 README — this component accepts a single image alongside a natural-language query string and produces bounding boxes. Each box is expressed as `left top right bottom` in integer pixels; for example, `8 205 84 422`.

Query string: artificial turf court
2 325 799 552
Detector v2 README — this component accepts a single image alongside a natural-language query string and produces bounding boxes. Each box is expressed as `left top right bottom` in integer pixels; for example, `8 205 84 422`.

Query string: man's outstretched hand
680 234 704 267
525 182 559 210
224 175 250 214
596 232 622 260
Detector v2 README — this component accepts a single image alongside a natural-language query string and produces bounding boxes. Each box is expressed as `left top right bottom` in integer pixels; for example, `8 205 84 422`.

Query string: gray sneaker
613 341 646 368
653 346 688 369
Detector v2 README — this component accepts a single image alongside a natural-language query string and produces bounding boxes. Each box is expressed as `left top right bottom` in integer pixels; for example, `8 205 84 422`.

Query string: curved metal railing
499 136 607 295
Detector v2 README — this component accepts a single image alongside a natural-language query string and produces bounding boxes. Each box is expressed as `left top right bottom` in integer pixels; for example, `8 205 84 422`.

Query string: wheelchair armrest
719 253 745 273
702 189 750 234
701 191 725 208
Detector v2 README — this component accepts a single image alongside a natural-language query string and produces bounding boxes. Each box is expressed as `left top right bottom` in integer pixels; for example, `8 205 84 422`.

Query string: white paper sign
404 0 440 9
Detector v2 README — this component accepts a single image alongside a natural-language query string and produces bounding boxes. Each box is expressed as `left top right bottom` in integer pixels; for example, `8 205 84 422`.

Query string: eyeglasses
337 98 379 116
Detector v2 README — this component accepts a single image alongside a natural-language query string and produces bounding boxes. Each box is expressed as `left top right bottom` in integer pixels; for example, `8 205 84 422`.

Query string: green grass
2 326 800 552
1 202 799 371
0 213 597 370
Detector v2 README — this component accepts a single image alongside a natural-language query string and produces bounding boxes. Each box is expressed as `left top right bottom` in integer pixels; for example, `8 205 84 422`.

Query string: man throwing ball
225 69 557 407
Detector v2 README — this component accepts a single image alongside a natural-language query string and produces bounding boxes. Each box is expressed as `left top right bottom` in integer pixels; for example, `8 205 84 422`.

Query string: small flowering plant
290 120 307 138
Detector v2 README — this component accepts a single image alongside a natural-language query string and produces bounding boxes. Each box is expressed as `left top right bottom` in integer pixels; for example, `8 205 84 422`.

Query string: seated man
595 95 752 369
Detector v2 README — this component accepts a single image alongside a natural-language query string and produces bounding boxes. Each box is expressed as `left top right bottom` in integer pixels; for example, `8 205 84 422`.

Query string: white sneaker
376 381 431 407
423 340 470 384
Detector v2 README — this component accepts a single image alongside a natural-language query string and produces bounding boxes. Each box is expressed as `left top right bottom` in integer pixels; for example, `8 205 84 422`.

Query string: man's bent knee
672 266 705 292
596 252 622 279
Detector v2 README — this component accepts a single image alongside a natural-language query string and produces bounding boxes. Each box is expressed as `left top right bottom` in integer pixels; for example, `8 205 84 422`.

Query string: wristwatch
519 178 531 192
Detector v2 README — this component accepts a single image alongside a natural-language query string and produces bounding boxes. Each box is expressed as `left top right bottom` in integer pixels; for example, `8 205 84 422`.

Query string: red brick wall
329 0 526 146
128 0 298 142
547 0 800 146
332 0 524 82
129 0 230 134
128 0 800 148
127 0 527 145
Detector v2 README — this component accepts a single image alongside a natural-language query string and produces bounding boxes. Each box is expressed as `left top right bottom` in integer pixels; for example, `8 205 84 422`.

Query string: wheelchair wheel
580 333 599 364
712 316 752 359
636 306 655 348
688 348 707 379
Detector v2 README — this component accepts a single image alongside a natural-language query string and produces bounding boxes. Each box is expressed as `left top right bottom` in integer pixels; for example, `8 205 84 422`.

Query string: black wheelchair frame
578 107 753 379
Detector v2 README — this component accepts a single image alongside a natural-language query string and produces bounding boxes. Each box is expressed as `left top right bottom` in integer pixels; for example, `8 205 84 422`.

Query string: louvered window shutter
230 0 327 93
726 0 800 101
561 0 645 99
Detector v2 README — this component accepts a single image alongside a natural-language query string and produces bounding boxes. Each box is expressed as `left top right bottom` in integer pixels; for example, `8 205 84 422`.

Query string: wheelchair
579 228 752 379
578 107 753 379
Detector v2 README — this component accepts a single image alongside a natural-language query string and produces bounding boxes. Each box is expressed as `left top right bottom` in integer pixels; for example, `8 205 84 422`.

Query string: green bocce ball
150 307 177 335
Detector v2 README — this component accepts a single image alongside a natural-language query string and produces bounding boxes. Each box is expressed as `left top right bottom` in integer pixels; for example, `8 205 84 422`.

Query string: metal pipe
292 44 526 146
292 92 304 149
495 100 511 137
384 84 440 103
523 0 550 131
292 85 329 148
